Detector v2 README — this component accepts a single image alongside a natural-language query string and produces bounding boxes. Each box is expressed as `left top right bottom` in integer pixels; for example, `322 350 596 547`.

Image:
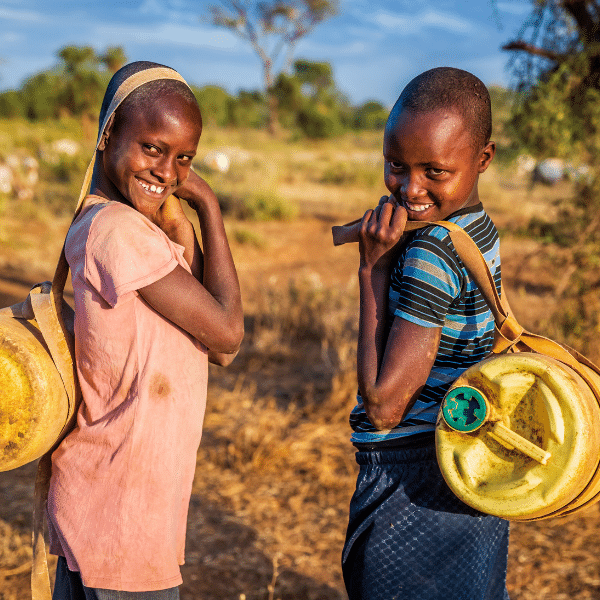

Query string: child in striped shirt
343 67 510 600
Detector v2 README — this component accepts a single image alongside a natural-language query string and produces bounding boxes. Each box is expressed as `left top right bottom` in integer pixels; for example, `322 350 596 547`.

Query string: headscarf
76 61 190 212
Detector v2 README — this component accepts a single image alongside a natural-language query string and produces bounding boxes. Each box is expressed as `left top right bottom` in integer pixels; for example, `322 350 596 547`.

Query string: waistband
354 443 437 465
353 432 435 452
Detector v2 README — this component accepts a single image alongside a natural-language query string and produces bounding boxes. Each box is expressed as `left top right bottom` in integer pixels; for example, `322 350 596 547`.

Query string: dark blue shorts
53 557 180 600
342 443 510 600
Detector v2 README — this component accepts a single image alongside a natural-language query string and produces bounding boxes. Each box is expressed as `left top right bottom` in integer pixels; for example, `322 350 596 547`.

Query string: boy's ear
98 114 115 151
478 141 496 173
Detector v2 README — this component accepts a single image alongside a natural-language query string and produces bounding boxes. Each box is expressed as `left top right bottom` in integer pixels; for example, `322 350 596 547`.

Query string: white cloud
0 31 21 43
496 2 531 16
372 8 474 35
94 22 243 51
0 5 45 22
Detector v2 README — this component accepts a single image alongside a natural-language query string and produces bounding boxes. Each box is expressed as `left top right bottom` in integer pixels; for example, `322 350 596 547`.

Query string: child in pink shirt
47 62 243 598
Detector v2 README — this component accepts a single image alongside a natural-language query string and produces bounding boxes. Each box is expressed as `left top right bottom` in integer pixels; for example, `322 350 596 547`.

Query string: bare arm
356 198 441 430
139 171 243 365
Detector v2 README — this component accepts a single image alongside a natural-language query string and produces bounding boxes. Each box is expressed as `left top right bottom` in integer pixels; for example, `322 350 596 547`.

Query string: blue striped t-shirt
350 203 501 444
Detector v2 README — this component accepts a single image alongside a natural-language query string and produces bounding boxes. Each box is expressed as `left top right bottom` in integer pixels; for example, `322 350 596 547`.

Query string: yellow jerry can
520 363 600 520
0 314 71 471
436 353 600 520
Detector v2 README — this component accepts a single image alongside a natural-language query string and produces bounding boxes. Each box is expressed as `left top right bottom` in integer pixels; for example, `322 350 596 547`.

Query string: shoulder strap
27 283 80 600
331 216 600 384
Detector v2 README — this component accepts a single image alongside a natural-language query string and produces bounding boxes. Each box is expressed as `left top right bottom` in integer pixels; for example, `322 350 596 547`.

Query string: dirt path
1 209 597 600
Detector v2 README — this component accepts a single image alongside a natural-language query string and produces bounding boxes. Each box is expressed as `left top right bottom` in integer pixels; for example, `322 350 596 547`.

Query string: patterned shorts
342 443 510 600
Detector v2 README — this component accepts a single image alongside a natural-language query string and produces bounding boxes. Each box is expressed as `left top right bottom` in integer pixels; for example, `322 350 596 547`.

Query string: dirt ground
1 176 600 599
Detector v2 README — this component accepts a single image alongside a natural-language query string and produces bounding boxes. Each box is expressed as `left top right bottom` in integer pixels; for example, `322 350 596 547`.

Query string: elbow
226 318 245 353
362 389 404 431
207 321 243 367
214 318 244 355
209 348 239 367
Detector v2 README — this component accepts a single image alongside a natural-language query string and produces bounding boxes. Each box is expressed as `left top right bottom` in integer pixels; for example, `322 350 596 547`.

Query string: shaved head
388 67 492 149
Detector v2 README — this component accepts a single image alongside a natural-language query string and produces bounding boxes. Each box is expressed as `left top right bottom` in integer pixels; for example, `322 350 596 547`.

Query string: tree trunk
267 93 280 136
263 59 280 137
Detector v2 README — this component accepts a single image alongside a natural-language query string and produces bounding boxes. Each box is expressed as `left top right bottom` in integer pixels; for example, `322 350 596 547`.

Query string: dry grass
1 123 600 600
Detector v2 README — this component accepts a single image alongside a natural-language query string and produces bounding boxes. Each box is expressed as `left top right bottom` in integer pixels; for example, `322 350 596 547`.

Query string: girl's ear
98 114 115 151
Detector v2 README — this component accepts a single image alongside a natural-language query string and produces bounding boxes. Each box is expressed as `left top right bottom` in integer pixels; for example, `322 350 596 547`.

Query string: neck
90 151 126 205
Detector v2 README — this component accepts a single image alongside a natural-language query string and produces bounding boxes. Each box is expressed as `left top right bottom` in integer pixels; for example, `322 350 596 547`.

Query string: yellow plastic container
0 315 71 471
436 353 600 520
521 363 600 520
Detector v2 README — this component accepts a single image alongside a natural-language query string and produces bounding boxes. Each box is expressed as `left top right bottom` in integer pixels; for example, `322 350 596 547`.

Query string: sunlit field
1 117 599 600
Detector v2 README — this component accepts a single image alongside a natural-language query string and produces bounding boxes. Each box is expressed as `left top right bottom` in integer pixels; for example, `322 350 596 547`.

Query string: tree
500 0 600 359
0 45 127 121
100 46 127 74
206 0 338 134
269 59 348 137
502 0 600 92
57 46 105 117
502 1 600 161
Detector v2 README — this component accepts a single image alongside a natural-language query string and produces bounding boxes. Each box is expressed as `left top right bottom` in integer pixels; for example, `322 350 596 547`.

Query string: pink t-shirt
47 196 209 591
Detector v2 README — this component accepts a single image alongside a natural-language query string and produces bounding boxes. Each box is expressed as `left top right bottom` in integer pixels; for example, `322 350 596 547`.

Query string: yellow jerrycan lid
0 315 71 471
436 352 600 520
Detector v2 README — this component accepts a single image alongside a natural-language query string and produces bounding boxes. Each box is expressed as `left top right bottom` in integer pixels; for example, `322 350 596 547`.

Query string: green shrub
232 228 265 247
352 101 388 130
240 191 297 220
217 190 297 221
319 162 379 187
297 106 343 139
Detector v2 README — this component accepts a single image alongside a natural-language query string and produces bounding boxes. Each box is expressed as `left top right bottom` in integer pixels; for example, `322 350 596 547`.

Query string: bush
352 101 388 130
228 90 268 129
218 190 297 221
297 106 342 139
240 191 297 220
0 91 24 119
193 85 234 128
319 161 379 188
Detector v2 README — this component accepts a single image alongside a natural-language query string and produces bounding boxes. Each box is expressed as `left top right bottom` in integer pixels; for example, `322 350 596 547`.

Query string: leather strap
26 284 79 600
31 454 52 600
331 217 600 386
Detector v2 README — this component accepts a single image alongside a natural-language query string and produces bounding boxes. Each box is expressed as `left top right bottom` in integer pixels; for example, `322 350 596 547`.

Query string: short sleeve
84 205 178 307
389 232 463 327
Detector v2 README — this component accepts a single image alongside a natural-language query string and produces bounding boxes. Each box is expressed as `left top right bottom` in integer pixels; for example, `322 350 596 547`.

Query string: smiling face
383 108 495 221
98 91 202 220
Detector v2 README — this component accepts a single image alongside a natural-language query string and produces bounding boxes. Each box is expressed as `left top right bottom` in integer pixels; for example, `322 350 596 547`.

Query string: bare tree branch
502 40 566 63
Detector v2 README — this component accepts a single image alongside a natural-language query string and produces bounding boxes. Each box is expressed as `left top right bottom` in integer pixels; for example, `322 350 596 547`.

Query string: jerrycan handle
488 422 551 465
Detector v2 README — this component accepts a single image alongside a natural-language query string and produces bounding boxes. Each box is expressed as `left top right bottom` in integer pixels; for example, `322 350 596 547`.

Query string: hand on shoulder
174 169 219 216
359 195 407 270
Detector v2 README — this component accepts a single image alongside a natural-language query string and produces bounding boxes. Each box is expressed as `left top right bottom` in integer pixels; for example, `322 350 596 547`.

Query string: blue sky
0 0 531 107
